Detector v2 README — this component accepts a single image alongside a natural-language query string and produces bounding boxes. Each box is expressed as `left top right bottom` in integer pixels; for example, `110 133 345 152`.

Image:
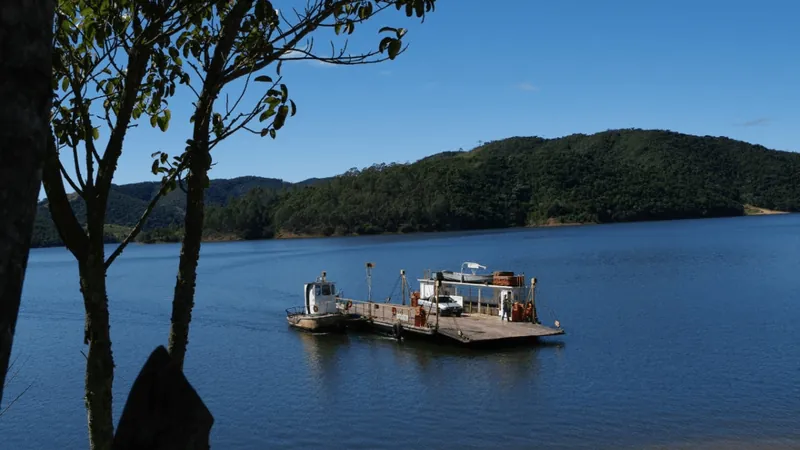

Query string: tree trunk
0 0 55 406
79 246 115 450
167 0 252 371
167 145 210 371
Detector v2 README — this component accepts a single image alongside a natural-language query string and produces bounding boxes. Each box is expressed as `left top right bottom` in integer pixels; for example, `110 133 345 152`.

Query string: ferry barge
289 262 564 346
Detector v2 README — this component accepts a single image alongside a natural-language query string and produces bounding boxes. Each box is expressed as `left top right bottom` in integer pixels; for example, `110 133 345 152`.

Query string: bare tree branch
104 163 187 268
60 162 84 198
70 142 87 192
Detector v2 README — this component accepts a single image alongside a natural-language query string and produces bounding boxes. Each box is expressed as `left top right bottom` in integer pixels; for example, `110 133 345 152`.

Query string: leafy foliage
42 0 440 446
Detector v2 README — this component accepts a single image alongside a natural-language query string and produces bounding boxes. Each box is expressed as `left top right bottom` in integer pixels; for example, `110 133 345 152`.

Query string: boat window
321 284 332 296
315 285 321 296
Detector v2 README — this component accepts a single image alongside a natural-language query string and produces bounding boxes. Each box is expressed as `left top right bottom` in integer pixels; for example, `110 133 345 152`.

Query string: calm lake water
3 215 800 449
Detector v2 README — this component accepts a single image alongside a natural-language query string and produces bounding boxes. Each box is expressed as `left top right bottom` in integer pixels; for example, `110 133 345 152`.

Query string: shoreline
157 210 792 245
32 208 794 249
743 204 789 216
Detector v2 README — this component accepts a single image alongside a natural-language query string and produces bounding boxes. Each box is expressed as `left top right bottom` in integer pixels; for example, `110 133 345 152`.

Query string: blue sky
99 0 800 186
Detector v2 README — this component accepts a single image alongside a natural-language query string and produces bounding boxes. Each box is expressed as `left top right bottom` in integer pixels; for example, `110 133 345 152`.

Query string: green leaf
274 105 289 130
415 0 425 17
255 0 265 21
150 115 158 128
280 84 288 102
388 40 402 60
289 99 297 116
254 75 273 83
269 128 276 139
379 26 397 34
92 127 100 140
359 3 373 19
169 47 179 60
61 77 69 91
151 159 159 175
158 115 169 132
259 109 276 121
379 37 394 52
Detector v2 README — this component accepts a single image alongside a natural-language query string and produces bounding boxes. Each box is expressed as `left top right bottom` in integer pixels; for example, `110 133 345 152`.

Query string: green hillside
206 129 800 240
31 129 800 247
31 176 305 247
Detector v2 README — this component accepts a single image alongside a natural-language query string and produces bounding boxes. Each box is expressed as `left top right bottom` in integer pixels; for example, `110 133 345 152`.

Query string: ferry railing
285 306 305 317
336 298 428 330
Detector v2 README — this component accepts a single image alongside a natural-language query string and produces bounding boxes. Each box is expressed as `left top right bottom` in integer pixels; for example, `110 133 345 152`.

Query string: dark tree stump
112 346 213 450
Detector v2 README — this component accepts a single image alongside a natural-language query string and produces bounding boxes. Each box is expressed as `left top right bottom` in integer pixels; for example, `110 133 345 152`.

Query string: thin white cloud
515 82 539 92
736 118 770 127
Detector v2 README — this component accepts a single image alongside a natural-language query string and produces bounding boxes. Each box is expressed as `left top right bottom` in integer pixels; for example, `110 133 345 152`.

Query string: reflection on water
296 331 352 398
297 326 566 396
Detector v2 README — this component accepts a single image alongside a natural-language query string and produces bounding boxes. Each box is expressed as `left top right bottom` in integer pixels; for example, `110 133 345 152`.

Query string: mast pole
401 269 406 305
435 272 442 330
530 277 538 323
366 262 374 302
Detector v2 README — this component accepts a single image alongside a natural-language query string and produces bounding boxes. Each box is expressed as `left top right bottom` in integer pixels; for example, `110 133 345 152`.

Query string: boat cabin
418 263 529 318
304 272 338 315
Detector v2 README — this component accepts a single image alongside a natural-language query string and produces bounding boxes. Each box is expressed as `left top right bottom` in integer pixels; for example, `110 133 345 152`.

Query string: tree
0 0 55 408
43 1 203 448
44 0 437 447
151 0 438 370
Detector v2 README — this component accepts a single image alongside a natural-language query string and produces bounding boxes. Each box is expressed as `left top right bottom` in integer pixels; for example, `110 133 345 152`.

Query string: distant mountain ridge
32 175 330 247
32 128 800 248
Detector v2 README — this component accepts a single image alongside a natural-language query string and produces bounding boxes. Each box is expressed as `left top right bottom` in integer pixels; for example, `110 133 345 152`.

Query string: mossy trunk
79 244 115 450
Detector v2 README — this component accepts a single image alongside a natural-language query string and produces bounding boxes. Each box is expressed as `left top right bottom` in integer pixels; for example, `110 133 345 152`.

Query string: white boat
286 271 345 332
439 261 493 284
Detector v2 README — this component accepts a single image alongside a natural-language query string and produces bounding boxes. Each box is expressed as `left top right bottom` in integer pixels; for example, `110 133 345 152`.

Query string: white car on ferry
418 294 463 317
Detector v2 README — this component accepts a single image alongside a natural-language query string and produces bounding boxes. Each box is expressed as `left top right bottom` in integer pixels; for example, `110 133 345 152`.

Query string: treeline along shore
32 128 800 248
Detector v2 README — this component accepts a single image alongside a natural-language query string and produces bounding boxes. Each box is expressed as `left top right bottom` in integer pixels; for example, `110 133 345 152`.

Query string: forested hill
31 176 326 247
32 129 800 247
